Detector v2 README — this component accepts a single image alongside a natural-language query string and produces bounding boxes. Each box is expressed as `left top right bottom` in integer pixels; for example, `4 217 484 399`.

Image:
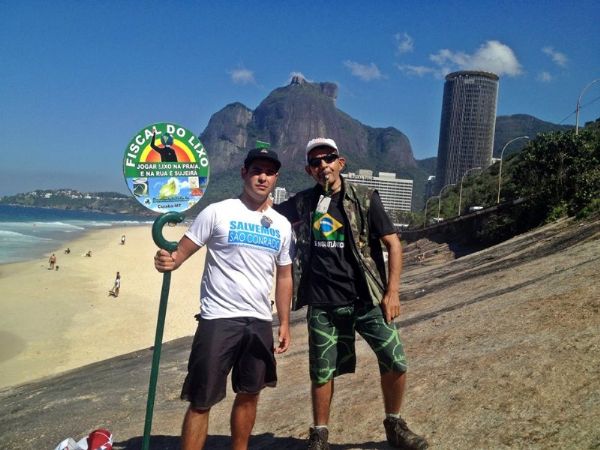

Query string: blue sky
1 0 599 195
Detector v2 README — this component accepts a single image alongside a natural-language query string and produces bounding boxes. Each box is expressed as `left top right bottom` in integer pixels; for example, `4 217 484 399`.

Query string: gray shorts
307 304 408 384
181 316 277 409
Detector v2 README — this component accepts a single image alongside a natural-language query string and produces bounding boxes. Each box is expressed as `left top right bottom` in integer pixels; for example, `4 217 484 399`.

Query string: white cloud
430 40 522 77
343 60 383 81
537 71 553 82
430 48 470 67
542 46 568 67
396 64 435 77
229 68 256 85
397 40 523 79
394 32 414 54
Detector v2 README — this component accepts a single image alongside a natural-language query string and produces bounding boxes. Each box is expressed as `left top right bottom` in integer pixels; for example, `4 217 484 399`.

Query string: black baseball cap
244 148 281 171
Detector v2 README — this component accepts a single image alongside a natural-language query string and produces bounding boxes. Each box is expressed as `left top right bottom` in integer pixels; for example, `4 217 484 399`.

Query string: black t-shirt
309 190 361 306
275 185 395 307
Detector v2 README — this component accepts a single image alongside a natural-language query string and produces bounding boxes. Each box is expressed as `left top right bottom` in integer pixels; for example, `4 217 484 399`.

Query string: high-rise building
435 71 499 193
272 186 288 204
424 175 436 200
345 170 413 212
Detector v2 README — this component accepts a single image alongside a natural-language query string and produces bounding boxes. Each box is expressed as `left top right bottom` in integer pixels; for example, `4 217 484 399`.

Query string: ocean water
0 205 153 264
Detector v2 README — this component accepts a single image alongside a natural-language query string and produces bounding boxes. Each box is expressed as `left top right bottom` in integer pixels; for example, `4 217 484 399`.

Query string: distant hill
0 189 148 215
493 114 573 157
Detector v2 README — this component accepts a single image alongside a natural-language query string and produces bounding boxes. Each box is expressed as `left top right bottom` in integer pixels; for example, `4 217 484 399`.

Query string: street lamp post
458 167 481 216
423 195 439 228
437 184 456 222
576 78 600 135
497 136 530 204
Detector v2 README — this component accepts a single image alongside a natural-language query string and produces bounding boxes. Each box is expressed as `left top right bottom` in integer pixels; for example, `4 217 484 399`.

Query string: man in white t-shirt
154 147 293 450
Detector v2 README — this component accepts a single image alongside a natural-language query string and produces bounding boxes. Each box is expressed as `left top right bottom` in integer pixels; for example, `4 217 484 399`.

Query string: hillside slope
1 216 598 449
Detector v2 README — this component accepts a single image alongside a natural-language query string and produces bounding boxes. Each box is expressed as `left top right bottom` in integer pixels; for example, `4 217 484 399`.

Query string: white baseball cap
305 138 339 159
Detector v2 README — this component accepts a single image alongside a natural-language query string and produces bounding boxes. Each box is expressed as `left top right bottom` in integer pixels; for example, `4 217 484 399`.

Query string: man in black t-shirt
275 138 428 450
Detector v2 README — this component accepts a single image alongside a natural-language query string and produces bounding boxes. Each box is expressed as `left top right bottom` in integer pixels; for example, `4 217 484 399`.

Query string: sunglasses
308 153 339 168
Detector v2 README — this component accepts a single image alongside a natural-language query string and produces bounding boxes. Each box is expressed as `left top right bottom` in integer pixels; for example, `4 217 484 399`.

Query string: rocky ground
1 216 599 449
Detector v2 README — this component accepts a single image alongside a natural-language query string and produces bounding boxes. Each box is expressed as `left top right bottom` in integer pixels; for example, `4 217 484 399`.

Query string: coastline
0 224 205 389
0 204 155 265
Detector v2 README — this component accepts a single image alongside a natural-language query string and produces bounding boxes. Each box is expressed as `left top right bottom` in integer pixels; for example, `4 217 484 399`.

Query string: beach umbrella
123 123 209 450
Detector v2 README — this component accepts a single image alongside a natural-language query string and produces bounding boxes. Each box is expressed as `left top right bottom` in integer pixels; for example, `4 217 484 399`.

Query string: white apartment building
272 187 288 204
345 170 413 212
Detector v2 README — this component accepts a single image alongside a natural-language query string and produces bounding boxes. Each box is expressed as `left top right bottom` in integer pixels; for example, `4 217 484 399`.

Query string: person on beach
109 272 121 298
274 138 428 450
85 250 92 257
64 248 71 254
120 235 126 245
48 253 57 270
154 147 293 450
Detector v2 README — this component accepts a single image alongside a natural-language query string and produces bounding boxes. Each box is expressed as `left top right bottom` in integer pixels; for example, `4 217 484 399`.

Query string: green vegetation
415 122 599 244
511 125 600 218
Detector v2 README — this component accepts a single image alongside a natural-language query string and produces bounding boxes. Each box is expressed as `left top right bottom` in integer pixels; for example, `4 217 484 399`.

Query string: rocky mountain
493 114 572 157
200 76 416 179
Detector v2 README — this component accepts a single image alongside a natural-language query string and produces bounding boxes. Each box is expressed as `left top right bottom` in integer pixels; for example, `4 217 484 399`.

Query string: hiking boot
308 427 330 450
383 417 429 449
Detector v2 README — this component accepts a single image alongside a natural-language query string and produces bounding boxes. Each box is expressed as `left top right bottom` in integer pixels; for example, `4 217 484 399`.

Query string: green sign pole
122 123 210 450
142 212 184 450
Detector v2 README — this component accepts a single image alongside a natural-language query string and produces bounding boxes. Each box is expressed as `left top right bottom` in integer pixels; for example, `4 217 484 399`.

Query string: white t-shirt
185 198 293 321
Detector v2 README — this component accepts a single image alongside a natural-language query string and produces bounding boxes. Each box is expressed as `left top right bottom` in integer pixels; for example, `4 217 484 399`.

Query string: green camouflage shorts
307 304 408 384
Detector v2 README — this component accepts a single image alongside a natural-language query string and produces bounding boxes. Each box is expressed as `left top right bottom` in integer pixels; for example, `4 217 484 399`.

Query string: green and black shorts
307 304 408 384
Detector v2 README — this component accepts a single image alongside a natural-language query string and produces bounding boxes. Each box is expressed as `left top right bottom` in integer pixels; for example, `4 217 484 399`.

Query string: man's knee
186 404 211 418
234 392 260 405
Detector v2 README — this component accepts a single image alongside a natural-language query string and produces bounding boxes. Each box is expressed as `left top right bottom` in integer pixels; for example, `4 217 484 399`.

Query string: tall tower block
435 71 499 193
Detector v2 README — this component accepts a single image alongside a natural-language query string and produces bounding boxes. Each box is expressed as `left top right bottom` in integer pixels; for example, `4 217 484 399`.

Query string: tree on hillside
412 125 599 245
511 128 600 218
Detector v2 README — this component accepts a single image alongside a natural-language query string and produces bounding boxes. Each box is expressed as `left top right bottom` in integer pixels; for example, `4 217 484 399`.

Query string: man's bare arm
379 232 402 323
274 263 293 353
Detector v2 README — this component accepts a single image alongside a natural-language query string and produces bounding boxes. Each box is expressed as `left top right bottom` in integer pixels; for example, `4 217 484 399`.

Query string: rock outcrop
199 79 416 175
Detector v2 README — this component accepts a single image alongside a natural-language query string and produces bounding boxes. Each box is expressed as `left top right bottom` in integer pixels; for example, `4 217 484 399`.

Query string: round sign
123 123 210 213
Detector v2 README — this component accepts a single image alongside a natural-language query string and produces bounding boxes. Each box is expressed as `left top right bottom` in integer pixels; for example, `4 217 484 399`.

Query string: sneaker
383 417 429 449
307 427 330 450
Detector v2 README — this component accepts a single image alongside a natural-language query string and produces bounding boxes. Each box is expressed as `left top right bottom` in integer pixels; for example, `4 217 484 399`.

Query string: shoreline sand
0 224 206 389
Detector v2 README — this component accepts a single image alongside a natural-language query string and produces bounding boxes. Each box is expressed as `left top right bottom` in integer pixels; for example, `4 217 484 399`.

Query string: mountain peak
199 80 414 175
287 75 338 101
289 74 306 85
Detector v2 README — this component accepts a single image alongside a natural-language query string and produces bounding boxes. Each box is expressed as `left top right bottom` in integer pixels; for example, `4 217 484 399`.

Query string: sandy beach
0 224 207 389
